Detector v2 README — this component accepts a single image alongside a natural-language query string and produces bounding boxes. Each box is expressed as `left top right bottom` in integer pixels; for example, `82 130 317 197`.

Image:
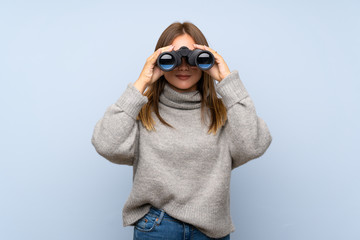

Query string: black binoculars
157 46 215 72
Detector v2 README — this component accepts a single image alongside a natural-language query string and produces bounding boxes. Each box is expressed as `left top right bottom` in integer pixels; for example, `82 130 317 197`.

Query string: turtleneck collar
159 81 202 110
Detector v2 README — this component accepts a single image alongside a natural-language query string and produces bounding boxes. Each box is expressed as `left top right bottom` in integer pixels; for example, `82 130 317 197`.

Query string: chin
168 80 198 92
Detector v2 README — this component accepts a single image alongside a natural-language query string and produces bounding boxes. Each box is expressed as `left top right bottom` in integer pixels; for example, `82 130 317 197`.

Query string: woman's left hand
193 44 231 82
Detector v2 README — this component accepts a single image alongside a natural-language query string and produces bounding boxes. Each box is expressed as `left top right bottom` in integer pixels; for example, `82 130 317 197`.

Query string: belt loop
155 209 165 225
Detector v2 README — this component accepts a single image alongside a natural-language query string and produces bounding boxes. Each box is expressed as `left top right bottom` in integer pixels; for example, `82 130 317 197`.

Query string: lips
176 74 191 80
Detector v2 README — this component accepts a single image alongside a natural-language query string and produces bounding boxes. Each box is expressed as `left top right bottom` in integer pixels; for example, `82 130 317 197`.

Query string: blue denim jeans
133 206 230 240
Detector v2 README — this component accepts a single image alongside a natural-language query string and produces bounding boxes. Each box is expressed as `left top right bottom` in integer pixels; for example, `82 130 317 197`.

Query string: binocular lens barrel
157 46 214 72
158 54 176 70
196 52 213 69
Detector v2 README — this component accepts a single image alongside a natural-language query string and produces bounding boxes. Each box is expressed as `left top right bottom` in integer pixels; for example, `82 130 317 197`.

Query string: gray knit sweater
91 70 272 238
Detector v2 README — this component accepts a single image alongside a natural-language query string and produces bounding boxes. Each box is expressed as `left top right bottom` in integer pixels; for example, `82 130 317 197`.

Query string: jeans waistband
149 206 180 221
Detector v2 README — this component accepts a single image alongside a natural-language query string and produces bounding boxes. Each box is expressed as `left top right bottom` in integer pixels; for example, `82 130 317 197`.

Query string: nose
177 57 189 71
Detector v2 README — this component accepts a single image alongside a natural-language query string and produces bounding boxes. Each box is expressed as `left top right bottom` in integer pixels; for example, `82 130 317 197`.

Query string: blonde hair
136 21 227 135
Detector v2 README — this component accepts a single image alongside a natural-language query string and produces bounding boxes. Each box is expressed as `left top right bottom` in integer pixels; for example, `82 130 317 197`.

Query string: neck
159 81 202 110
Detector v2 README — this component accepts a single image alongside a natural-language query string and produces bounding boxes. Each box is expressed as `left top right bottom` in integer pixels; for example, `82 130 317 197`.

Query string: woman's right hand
137 45 175 86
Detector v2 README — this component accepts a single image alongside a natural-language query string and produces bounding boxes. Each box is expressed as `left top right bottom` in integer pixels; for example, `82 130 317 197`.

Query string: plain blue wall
1 0 359 239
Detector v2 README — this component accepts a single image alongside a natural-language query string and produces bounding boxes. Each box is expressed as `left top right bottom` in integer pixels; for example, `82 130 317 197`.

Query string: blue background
1 0 359 239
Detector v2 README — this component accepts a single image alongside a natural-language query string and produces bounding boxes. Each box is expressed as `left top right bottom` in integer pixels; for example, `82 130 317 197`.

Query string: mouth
175 74 191 80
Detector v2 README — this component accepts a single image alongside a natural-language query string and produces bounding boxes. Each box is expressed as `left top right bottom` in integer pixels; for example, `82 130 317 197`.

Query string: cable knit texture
91 70 272 238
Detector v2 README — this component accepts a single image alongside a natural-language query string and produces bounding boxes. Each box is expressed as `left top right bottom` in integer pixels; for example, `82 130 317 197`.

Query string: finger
161 44 175 53
193 43 206 50
193 43 220 57
204 46 219 56
151 45 174 61
157 45 174 55
147 45 173 65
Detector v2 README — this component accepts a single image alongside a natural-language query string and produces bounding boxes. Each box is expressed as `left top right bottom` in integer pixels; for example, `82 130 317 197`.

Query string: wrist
219 71 231 82
133 78 149 94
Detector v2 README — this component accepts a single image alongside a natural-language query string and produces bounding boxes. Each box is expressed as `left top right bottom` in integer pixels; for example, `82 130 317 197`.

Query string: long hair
136 21 227 135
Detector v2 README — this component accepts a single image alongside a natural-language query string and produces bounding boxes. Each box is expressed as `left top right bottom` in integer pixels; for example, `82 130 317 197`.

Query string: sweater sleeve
215 71 272 170
91 82 148 165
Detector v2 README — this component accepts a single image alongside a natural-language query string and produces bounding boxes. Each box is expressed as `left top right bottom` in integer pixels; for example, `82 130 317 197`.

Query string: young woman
91 21 272 240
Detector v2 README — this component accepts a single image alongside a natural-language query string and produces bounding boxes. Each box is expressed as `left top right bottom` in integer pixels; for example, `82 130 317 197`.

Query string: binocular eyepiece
157 46 215 72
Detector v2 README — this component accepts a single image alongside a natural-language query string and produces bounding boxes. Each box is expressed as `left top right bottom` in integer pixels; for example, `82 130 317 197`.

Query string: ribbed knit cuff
215 70 249 109
115 82 149 120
